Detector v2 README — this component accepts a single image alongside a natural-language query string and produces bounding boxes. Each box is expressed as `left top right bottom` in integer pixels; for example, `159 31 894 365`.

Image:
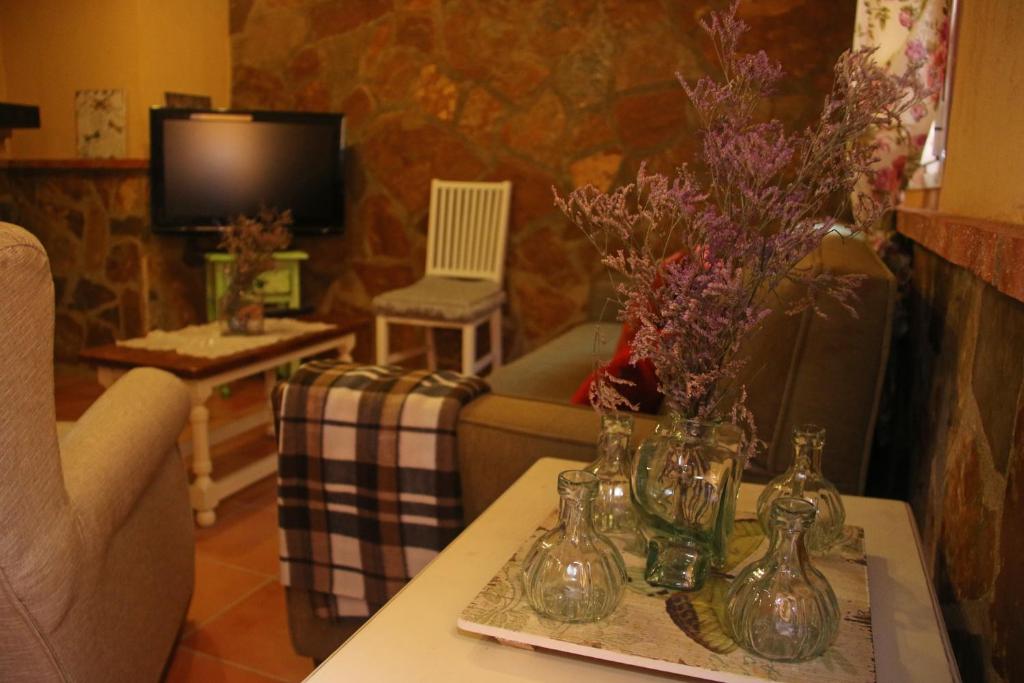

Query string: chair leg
461 323 476 375
425 327 437 371
489 308 503 370
375 316 389 366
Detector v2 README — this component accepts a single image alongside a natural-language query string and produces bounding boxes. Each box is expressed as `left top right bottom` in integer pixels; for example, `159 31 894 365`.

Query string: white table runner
117 319 335 358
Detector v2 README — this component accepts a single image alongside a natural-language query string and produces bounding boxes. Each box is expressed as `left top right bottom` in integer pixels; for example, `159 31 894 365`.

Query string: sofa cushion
457 394 661 522
487 322 620 404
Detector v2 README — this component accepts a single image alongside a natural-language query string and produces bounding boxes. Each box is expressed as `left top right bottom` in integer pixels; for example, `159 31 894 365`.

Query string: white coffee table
81 318 365 526
305 457 961 682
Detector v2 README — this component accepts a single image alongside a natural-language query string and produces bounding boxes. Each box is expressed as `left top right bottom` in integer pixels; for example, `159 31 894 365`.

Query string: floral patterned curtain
854 0 951 210
855 2 953 495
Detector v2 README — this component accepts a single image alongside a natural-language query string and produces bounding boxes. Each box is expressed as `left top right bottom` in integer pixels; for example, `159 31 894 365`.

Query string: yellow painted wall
0 0 229 159
939 0 1024 223
137 0 231 151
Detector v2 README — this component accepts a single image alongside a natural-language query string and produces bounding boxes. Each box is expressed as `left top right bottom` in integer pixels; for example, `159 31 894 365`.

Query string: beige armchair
0 223 195 682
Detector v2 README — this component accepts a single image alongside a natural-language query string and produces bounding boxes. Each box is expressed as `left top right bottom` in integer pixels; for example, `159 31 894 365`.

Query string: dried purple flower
219 207 293 296
556 1 923 458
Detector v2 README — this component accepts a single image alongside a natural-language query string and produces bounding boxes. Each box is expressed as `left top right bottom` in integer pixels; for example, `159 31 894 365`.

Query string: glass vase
219 286 265 335
631 415 746 591
725 497 840 662
584 413 643 554
521 470 627 623
755 424 845 552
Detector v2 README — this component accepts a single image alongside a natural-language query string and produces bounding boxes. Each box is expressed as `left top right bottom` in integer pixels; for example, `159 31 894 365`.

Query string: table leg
339 333 355 363
425 327 437 371
461 324 475 376
188 386 217 527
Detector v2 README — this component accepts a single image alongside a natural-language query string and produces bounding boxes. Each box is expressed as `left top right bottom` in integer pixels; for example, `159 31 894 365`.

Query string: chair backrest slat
468 188 479 274
477 188 492 273
426 179 512 283
482 189 495 274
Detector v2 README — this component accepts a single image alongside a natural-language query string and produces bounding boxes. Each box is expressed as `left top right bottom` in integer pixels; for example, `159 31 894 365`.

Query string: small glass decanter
584 413 643 554
756 424 845 552
725 497 840 662
521 470 627 623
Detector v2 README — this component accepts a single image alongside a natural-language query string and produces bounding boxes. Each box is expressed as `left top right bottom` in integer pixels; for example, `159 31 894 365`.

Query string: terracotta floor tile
185 556 271 635
166 646 286 683
195 498 281 577
184 582 314 682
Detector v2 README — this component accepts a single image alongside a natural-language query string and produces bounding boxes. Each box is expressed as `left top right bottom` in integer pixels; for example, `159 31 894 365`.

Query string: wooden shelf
0 158 149 170
897 207 1024 304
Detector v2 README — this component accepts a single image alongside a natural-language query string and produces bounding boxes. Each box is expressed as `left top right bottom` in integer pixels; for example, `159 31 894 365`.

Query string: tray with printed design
457 511 874 683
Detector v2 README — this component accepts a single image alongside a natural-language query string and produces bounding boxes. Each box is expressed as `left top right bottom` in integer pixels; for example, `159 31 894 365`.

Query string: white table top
305 457 960 682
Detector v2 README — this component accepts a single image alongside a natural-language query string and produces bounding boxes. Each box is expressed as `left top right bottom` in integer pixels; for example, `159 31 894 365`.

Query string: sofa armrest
456 394 659 522
60 367 190 542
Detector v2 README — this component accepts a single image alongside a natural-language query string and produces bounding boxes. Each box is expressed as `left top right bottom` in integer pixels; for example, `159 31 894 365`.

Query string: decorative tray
457 511 875 683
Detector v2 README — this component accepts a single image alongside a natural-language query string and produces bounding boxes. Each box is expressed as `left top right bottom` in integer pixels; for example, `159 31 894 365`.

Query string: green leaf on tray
724 518 764 572
663 520 765 654
665 576 737 654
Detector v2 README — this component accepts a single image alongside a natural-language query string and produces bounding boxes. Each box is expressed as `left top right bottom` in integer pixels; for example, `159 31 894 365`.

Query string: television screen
150 108 344 234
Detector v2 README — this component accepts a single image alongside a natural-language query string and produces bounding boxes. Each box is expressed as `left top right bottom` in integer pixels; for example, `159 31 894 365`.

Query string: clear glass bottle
756 424 845 552
726 497 840 662
631 416 746 591
521 470 627 623
584 413 643 554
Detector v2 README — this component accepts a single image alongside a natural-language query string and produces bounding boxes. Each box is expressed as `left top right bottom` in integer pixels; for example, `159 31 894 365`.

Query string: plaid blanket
275 361 489 619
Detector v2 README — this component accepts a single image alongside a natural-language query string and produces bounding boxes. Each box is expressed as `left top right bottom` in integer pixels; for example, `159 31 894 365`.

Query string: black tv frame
149 107 345 235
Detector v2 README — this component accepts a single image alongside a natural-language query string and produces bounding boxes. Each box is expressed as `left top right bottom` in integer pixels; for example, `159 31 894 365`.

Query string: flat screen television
150 108 345 234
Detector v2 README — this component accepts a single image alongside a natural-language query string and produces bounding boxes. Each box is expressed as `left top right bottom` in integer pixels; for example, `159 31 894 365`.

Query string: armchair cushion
372 276 505 322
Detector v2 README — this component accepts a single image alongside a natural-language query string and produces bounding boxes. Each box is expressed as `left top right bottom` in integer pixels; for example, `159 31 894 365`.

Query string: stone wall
230 0 856 356
0 169 206 361
902 244 1024 682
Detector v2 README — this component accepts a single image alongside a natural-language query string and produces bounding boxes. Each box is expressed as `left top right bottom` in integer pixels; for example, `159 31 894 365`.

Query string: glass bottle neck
768 525 809 568
596 432 630 467
558 494 593 542
659 413 718 439
793 441 822 473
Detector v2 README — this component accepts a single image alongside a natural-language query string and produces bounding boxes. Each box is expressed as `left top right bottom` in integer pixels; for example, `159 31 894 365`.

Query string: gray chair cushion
372 276 506 322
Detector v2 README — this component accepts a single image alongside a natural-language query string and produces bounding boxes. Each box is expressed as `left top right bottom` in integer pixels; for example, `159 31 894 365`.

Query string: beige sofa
0 224 195 682
285 234 895 661
457 235 894 520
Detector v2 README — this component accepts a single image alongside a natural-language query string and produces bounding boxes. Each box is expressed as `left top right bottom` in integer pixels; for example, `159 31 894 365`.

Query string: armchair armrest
60 367 190 542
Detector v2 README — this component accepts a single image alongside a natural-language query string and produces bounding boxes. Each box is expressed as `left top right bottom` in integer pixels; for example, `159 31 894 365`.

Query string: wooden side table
204 250 309 321
80 319 367 526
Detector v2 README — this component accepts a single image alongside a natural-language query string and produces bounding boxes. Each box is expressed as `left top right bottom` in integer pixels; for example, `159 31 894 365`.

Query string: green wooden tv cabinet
204 250 309 321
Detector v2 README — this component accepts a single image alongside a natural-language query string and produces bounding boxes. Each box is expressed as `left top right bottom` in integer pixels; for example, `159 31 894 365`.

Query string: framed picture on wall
164 92 212 109
75 89 126 158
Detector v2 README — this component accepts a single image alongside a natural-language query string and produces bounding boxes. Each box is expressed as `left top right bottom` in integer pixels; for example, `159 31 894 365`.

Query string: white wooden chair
373 179 512 376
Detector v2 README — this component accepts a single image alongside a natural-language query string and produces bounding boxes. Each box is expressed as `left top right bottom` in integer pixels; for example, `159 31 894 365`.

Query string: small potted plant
218 207 293 335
